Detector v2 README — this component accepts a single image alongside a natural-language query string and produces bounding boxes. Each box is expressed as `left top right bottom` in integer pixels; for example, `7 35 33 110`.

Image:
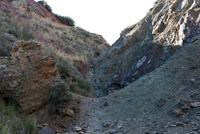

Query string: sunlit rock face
0 40 59 113
92 0 200 96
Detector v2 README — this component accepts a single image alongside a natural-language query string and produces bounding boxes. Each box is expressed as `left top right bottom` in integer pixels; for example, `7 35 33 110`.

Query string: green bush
56 58 94 97
37 0 52 12
49 81 72 114
37 0 75 26
54 14 75 26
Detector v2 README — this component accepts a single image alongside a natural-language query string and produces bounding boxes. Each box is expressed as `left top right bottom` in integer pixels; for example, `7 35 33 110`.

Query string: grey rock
193 126 199 131
4 32 17 42
118 125 123 129
73 126 82 132
109 129 117 134
191 102 200 108
103 121 111 128
191 78 196 83
38 127 54 134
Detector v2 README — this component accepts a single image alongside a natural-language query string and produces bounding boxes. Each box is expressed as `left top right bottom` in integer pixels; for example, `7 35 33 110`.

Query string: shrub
56 58 94 97
37 0 52 12
54 14 75 26
7 24 34 40
49 81 72 114
0 37 12 56
37 0 75 26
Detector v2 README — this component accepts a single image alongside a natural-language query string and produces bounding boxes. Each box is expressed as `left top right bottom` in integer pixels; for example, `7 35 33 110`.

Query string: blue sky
36 0 157 45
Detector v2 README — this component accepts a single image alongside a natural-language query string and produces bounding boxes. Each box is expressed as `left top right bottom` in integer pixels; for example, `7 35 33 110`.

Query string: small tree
54 14 75 27
37 0 52 12
37 0 75 27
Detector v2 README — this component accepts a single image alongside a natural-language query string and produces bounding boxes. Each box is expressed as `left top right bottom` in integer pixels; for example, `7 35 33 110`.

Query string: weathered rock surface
92 0 200 96
0 40 59 113
83 34 200 134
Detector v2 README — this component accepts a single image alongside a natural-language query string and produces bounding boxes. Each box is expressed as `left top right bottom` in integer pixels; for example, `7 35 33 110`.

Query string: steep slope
92 0 200 96
0 41 89 132
0 0 109 132
0 0 109 77
82 34 200 134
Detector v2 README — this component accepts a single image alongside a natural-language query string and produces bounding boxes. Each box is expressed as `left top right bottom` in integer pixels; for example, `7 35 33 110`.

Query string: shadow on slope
86 35 200 133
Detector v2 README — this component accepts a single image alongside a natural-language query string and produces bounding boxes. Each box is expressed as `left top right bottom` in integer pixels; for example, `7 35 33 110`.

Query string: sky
36 0 157 45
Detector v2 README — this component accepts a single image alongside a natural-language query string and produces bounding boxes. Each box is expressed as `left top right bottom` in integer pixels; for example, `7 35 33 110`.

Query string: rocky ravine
70 0 200 133
1 0 200 134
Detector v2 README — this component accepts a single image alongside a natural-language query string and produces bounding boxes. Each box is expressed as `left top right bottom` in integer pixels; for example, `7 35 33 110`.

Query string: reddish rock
0 40 59 113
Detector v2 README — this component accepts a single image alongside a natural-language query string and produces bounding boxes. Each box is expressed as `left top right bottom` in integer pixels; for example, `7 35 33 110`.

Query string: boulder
4 32 17 42
0 40 59 113
38 126 54 134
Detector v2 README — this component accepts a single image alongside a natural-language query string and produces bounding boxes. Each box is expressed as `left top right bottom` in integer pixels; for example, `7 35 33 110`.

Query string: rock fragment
191 102 200 108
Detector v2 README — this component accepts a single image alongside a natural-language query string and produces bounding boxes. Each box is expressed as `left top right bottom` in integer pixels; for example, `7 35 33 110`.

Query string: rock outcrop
92 0 200 96
0 40 59 113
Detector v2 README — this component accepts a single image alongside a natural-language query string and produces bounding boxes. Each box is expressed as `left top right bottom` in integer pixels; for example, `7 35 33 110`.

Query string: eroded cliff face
92 0 200 96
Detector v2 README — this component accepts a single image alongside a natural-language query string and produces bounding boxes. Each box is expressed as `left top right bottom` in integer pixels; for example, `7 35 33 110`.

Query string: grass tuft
0 97 37 134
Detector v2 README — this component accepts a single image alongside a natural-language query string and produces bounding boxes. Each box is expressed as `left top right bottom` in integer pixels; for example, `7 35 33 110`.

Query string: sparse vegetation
95 39 102 44
0 12 34 56
7 23 34 40
0 97 37 134
56 58 94 97
23 117 37 134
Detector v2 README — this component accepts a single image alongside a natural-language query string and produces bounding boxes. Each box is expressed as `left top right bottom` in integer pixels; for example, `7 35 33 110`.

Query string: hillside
0 0 109 133
1 0 200 134
0 0 109 77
